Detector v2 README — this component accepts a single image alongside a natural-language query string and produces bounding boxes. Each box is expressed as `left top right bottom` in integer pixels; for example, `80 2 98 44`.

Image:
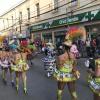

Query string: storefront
30 9 100 46
54 30 66 47
42 32 52 43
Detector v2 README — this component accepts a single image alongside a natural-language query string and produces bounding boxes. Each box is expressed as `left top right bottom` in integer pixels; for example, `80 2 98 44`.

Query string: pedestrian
53 40 80 100
96 35 100 55
11 49 29 93
89 54 100 100
90 38 96 57
86 39 91 57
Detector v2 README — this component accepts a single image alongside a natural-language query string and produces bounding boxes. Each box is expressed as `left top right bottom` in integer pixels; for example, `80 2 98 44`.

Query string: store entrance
55 35 65 48
43 33 52 43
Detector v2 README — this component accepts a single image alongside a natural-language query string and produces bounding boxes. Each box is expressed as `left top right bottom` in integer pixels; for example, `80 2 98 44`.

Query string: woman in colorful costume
53 26 86 100
0 50 11 84
89 54 100 100
0 34 15 85
42 43 56 77
54 41 80 100
11 49 29 93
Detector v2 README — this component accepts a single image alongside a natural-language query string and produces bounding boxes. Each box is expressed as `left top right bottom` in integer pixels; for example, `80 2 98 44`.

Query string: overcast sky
0 0 22 16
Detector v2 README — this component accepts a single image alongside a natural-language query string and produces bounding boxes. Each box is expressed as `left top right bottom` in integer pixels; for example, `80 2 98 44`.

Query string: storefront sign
30 9 100 32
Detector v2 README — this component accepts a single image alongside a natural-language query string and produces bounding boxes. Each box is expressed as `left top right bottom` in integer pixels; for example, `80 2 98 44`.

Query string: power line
19 0 99 26
0 0 98 32
0 0 64 20
0 0 97 21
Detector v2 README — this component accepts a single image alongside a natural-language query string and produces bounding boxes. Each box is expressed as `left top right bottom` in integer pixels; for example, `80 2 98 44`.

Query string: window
71 0 78 6
53 0 58 10
36 3 40 16
3 20 5 29
19 12 22 24
11 16 13 25
27 8 30 20
7 18 9 27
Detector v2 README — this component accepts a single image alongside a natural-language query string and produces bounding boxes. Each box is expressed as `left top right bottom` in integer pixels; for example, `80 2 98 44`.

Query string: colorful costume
0 57 10 69
0 55 11 84
42 46 55 77
11 54 29 93
42 56 55 77
11 59 29 72
53 60 77 82
89 59 100 96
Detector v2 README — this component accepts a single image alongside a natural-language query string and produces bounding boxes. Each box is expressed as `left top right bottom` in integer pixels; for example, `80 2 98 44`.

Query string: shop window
43 33 52 42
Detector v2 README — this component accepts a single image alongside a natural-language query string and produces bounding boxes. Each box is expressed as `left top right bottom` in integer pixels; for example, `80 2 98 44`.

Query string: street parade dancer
53 26 86 100
11 48 29 94
0 37 15 85
88 54 100 100
42 42 56 77
8 37 20 86
85 55 95 83
54 41 80 100
0 49 11 85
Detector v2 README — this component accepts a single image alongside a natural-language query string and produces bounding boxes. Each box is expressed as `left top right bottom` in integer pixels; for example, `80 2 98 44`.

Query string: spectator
96 35 100 55
90 38 96 57
86 39 91 57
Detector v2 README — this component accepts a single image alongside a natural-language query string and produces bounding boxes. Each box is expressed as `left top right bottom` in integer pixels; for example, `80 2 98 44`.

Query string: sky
0 0 23 16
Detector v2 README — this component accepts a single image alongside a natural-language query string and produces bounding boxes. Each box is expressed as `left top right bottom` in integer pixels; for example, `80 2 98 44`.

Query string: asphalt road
0 54 93 100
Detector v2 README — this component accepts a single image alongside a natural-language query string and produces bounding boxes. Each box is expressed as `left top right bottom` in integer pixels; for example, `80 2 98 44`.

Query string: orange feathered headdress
64 26 86 46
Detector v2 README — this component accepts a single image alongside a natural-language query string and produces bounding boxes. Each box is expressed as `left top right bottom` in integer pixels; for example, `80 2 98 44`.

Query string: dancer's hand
74 70 80 79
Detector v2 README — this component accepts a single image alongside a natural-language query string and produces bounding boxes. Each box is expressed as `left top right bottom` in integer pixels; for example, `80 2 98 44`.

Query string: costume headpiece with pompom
64 26 86 46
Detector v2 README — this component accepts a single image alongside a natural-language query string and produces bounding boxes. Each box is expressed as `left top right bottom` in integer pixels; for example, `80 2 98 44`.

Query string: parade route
0 54 93 100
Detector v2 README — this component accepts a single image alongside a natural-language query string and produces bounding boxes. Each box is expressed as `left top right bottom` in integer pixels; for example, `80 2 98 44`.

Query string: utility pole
19 12 22 34
19 19 22 34
11 16 14 35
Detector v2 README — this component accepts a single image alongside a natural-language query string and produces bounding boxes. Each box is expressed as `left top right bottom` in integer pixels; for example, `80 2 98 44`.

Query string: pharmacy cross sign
81 10 99 22
85 12 94 20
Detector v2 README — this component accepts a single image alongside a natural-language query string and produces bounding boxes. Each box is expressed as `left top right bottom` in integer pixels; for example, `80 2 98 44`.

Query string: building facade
0 0 100 45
